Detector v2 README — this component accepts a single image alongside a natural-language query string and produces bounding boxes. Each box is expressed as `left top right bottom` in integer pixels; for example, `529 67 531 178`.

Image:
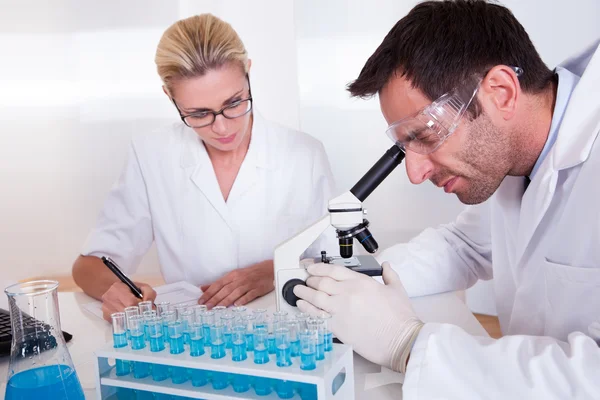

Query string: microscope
274 144 405 313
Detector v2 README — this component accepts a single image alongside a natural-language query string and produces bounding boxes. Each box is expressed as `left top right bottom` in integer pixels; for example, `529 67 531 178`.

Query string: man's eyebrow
182 88 245 113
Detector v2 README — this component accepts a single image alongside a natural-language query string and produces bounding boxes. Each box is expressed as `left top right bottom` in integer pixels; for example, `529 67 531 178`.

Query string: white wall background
1 0 599 314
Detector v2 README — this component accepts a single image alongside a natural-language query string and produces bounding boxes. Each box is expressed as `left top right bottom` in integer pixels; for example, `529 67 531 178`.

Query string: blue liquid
136 390 154 400
316 342 325 361
246 333 254 351
153 393 172 400
301 350 316 370
276 345 292 367
211 371 228 390
130 333 145 350
254 377 272 396
116 387 135 400
290 340 300 357
150 335 165 352
202 325 211 347
224 332 232 349
191 369 208 387
115 359 130 376
299 383 318 400
232 374 251 393
6 365 84 400
254 347 269 364
152 364 169 381
267 335 276 354
276 380 294 399
169 334 184 354
171 366 187 384
144 324 150 342
232 341 247 361
211 340 226 359
324 332 333 352
183 331 190 345
132 361 150 379
113 332 127 348
190 337 205 356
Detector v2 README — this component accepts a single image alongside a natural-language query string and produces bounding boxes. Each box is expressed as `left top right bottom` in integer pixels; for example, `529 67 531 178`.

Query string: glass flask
4 280 84 399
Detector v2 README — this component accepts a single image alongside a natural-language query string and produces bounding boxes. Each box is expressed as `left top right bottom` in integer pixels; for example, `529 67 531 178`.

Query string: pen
101 256 144 299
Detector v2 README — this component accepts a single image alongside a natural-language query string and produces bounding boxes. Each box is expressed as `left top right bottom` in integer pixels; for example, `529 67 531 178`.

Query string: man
294 0 600 398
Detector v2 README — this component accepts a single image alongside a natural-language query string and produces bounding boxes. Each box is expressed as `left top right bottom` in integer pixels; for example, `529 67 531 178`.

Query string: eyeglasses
172 75 253 128
385 66 523 155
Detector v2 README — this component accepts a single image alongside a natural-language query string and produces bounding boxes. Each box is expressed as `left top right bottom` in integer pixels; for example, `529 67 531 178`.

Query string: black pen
101 256 144 299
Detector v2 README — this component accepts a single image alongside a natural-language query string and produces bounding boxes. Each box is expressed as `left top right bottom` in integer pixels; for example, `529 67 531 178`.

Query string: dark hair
347 0 554 107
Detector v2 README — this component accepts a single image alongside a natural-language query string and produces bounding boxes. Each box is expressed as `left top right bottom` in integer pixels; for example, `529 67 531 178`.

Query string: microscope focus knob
282 279 306 307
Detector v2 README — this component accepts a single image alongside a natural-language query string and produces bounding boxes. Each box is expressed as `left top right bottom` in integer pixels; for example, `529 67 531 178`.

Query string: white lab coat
379 39 600 399
82 112 337 285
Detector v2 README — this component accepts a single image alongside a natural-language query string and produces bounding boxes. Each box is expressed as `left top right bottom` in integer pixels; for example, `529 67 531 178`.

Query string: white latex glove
294 261 424 373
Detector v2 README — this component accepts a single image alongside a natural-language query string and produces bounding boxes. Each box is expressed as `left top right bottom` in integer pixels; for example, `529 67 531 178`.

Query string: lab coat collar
551 38 600 171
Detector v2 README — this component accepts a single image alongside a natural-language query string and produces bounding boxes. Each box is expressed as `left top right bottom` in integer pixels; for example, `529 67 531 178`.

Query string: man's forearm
72 255 120 300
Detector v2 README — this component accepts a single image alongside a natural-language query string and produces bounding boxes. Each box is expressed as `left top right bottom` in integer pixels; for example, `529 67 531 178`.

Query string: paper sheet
364 366 404 390
81 281 202 320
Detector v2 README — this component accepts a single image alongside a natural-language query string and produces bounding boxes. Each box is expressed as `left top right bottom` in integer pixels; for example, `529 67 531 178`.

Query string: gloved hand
294 261 424 373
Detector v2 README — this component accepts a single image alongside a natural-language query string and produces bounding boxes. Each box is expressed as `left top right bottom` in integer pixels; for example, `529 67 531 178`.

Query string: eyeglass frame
171 74 253 128
385 65 524 155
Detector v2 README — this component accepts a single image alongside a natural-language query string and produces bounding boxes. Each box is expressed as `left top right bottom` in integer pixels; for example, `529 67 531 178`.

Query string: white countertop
0 290 487 399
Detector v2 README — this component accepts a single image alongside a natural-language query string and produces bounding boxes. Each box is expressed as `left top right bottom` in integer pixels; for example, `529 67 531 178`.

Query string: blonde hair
155 14 248 94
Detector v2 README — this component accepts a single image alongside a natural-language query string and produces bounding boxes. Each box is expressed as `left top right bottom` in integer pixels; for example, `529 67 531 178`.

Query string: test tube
299 329 317 370
190 322 205 357
243 314 256 351
266 314 276 354
253 327 269 364
148 316 168 382
128 315 150 379
138 300 153 314
142 310 156 342
191 367 208 388
232 305 247 324
168 321 187 384
308 318 325 361
232 373 251 393
180 309 194 344
174 304 188 320
201 310 215 348
161 310 176 343
276 379 295 399
296 312 310 330
124 306 139 340
155 301 170 316
221 312 235 349
190 304 207 323
287 319 300 357
210 323 226 359
111 312 130 376
212 305 226 317
275 327 292 367
319 313 333 352
253 308 267 329
231 325 247 362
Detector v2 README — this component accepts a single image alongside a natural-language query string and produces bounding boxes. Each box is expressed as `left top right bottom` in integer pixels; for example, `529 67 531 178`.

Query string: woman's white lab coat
379 39 600 399
82 112 336 285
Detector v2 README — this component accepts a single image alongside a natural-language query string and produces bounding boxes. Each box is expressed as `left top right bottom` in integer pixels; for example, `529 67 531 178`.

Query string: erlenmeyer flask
4 280 84 399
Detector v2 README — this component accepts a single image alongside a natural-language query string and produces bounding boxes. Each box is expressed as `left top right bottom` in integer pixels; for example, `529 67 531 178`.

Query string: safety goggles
385 66 523 154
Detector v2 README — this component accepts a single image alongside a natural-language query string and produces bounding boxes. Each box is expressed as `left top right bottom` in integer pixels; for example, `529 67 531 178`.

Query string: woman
72 14 336 321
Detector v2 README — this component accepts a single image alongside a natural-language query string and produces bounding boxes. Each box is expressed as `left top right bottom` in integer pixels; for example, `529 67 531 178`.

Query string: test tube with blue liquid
174 304 188 320
244 314 256 351
299 329 317 370
111 312 130 376
148 316 169 382
138 300 153 314
156 301 170 316
319 313 333 352
231 326 251 393
253 327 271 396
253 308 267 329
180 309 194 344
287 319 300 357
161 310 176 344
209 323 228 390
124 306 139 340
232 305 247 324
201 310 215 348
221 312 235 349
189 322 208 387
190 304 207 323
275 327 292 367
128 315 150 379
296 312 310 330
168 321 187 384
308 318 325 361
142 310 156 342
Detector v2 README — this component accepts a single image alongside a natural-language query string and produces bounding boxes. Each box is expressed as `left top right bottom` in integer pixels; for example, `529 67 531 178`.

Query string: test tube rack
93 341 355 400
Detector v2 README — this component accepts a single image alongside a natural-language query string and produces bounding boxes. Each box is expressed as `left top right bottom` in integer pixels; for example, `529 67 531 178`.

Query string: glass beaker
4 280 84 399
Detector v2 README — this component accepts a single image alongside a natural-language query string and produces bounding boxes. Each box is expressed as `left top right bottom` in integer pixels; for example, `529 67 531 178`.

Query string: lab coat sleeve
81 140 154 274
403 323 600 399
302 141 339 259
377 201 493 297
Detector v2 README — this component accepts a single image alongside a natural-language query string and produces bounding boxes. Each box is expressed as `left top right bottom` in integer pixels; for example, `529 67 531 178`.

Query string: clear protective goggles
385 66 523 154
